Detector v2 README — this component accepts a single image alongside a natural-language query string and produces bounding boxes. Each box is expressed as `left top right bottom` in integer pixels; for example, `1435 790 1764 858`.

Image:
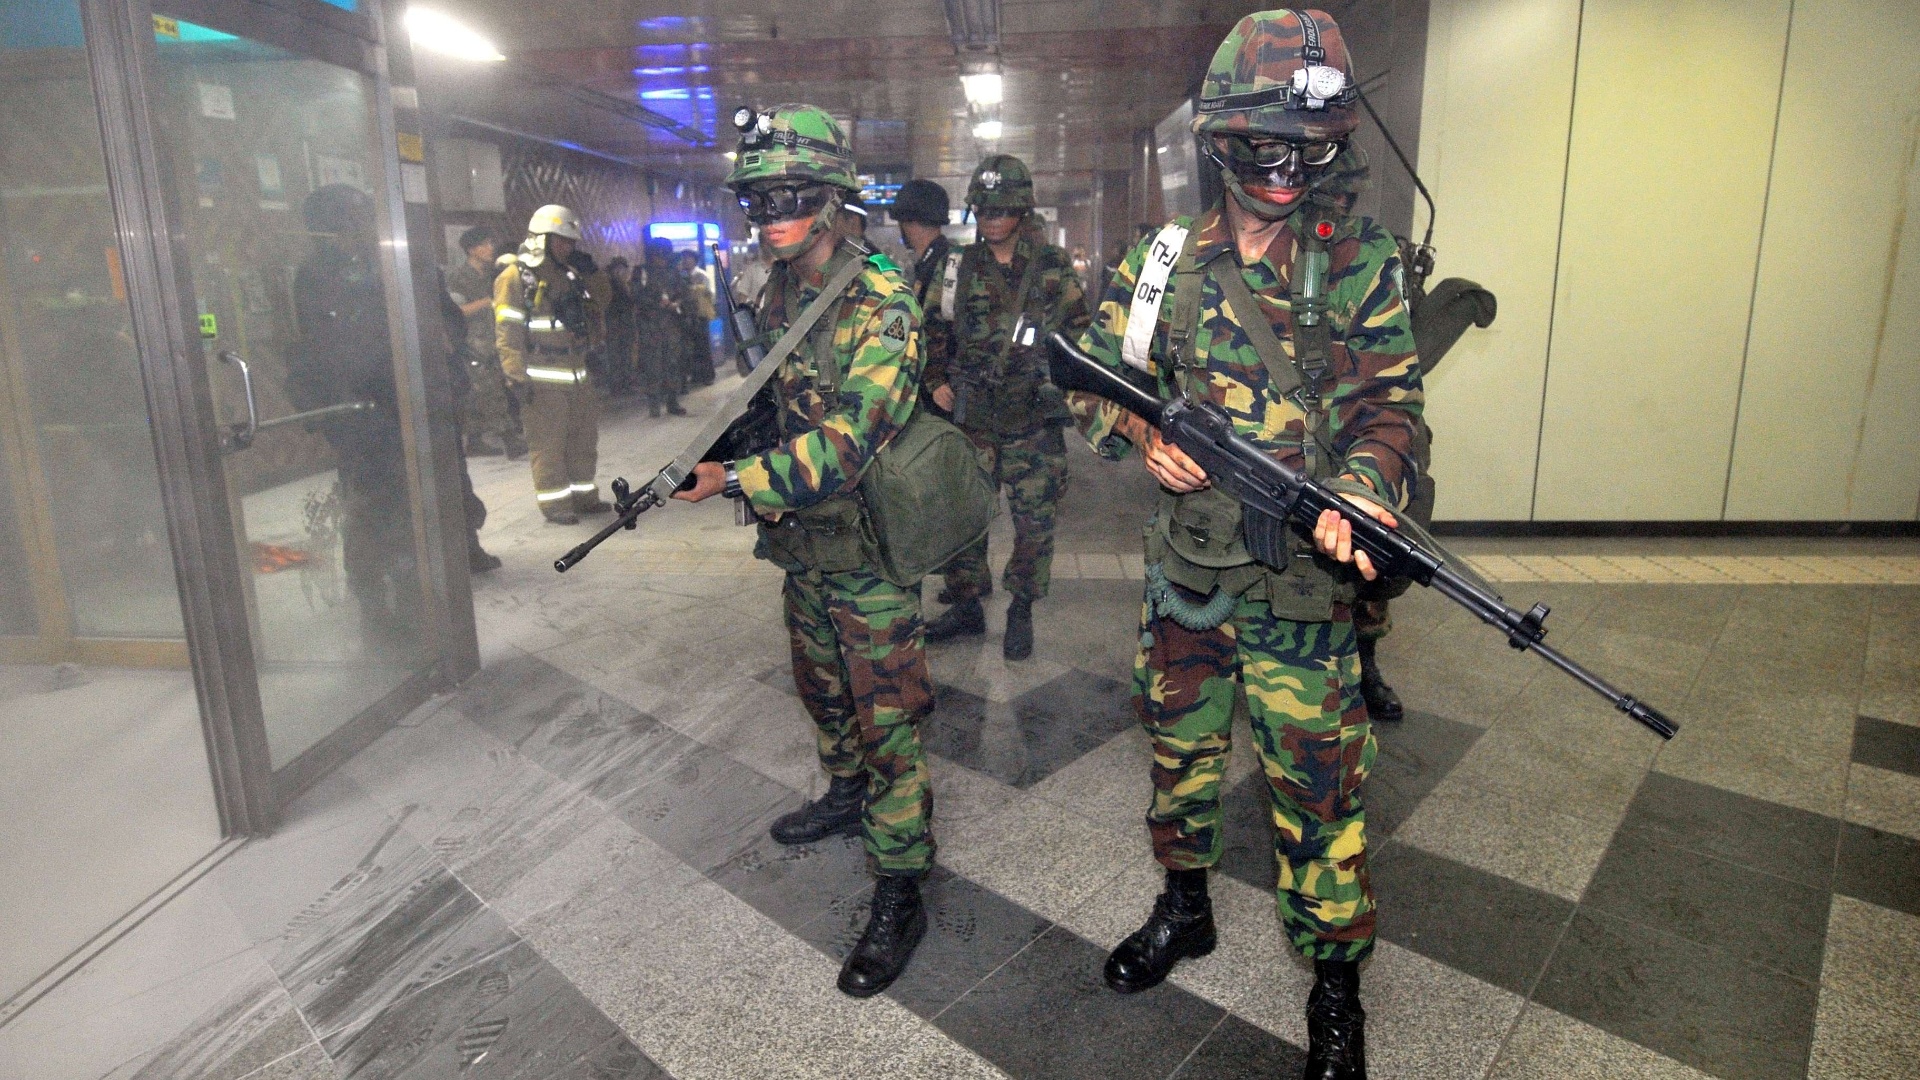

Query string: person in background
632 237 689 418
677 249 718 387
445 226 525 459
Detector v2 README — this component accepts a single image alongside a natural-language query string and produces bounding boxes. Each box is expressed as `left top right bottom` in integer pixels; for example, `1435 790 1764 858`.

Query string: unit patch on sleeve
877 308 911 352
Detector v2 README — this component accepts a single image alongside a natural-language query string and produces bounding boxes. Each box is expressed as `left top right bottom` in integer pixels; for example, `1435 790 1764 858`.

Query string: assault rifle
552 245 799 573
1047 332 1677 740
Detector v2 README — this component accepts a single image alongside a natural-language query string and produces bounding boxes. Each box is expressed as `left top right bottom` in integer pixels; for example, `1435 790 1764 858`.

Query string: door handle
218 350 257 453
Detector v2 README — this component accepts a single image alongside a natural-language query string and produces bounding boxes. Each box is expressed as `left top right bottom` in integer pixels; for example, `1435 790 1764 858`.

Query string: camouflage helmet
966 154 1034 210
726 104 859 192
1192 9 1359 142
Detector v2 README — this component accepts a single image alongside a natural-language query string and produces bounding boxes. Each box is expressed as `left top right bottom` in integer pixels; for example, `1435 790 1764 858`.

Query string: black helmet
891 179 950 226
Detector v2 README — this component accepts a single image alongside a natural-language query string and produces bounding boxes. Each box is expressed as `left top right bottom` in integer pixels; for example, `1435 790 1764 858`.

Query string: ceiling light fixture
972 119 1002 140
404 7 504 62
961 72 1002 106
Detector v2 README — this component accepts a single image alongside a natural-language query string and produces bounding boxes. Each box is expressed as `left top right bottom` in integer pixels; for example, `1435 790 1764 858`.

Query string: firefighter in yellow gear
494 204 607 524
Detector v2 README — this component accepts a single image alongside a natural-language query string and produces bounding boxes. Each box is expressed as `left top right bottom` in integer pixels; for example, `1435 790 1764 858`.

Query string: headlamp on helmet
1289 64 1350 109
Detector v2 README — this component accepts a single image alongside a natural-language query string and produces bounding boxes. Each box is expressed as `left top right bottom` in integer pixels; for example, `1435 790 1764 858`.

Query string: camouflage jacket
947 235 1091 394
445 260 498 359
733 244 923 514
1072 202 1423 508
909 234 957 393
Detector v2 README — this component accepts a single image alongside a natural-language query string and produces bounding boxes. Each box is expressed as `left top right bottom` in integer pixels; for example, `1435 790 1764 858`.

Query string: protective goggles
1214 135 1343 175
737 182 832 225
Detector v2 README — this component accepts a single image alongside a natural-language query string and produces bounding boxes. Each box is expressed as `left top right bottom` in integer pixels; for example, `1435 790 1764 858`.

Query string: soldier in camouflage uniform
631 237 689 418
922 155 1092 661
673 104 935 1000
891 178 959 418
1069 13 1421 1078
446 227 525 458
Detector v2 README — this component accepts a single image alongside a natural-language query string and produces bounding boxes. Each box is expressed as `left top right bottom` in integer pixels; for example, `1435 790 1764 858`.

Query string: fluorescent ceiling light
972 119 1002 140
404 7 504 62
961 72 1002 106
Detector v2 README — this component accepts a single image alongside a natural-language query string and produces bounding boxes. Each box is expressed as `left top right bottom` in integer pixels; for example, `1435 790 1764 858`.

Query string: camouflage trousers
940 424 1068 602
1354 597 1392 643
461 349 516 444
786 566 936 874
1136 588 1377 962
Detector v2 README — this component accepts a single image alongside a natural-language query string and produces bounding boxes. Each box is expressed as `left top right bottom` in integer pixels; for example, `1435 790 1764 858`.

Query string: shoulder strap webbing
1208 253 1339 478
1121 221 1190 372
652 247 866 500
802 244 874 398
992 246 1045 376
937 248 965 321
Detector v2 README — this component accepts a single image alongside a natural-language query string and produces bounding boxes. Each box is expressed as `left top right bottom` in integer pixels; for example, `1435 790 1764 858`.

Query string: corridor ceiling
414 0 1254 198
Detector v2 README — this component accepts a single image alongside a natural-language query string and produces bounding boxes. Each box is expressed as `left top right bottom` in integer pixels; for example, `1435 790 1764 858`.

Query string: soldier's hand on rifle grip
1120 412 1208 493
1314 477 1398 581
931 383 957 413
673 461 729 503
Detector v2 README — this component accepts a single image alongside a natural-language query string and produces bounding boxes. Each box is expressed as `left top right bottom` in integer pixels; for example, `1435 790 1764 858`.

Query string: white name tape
1121 222 1189 372
938 250 964 322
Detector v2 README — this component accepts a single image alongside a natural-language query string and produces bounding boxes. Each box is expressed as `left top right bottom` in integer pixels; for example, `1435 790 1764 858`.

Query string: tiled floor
2 378 1917 1079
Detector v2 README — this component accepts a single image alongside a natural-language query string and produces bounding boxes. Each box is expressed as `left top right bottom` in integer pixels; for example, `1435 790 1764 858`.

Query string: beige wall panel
1533 0 1790 519
1725 0 1920 520
1417 0 1582 520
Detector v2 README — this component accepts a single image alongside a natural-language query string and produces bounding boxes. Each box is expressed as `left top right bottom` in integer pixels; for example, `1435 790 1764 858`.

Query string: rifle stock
1047 331 1677 740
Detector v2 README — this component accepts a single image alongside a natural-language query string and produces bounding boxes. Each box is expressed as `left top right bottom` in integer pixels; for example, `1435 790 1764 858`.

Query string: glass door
148 10 439 775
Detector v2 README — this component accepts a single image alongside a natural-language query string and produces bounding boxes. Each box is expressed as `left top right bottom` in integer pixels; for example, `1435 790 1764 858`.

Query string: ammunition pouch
1148 484 1351 624
757 495 869 576
953 364 1071 436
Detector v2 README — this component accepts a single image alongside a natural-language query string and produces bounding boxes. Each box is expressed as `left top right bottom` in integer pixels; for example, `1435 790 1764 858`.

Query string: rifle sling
650 246 867 501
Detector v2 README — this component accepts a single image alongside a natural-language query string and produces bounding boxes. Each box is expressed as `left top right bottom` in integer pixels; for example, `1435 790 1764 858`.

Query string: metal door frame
79 0 478 834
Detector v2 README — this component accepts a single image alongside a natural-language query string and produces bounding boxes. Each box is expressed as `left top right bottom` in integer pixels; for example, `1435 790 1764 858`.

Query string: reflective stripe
496 306 526 322
568 483 597 493
525 366 585 384
535 488 573 502
1121 222 1189 373
528 317 564 331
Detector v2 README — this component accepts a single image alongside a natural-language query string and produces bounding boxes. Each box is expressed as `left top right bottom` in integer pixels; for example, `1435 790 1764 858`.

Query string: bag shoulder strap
803 244 877 398
992 244 1045 375
1207 242 1340 478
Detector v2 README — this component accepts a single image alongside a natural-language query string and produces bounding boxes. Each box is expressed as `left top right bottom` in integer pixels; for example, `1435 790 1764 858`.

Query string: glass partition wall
0 0 473 1013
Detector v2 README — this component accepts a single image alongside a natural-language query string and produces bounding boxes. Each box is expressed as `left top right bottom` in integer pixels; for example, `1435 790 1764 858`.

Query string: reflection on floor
2 378 1917 1079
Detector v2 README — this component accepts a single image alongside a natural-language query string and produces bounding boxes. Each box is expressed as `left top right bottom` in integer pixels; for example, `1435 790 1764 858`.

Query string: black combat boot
1003 597 1034 661
468 541 502 574
838 874 927 997
923 598 986 643
1355 638 1403 723
667 399 688 416
936 579 990 605
769 773 866 845
1104 868 1215 993
1304 959 1367 1080
503 432 528 460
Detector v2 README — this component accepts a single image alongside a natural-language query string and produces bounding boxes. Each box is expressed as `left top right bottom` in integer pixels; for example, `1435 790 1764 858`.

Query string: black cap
890 178 949 226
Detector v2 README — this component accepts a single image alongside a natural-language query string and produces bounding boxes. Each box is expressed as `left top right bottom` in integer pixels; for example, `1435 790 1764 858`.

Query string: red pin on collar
1315 220 1335 240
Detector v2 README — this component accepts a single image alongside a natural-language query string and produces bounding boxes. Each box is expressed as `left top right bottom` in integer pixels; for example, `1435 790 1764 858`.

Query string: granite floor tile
1820 895 1920 1009
1844 763 1920 840
1395 786 1616 902
1026 727 1155 840
1168 1014 1305 1079
938 790 1138 918
1617 771 1841 889
1373 650 1530 730
232 1044 340 1080
707 829 871 933
920 667 1134 789
1852 714 1920 776
1487 1004 1715 1080
795 866 1054 1021
1499 673 1679 764
487 814 704 931
1361 942 1524 1080
1835 822 1920 917
1428 719 1651 829
104 979 312 1080
1652 712 1854 821
1537 625 1714 703
606 741 804 876
1806 985 1920 1080
1367 841 1573 996
1361 708 1484 841
924 753 1032 868
1534 910 1818 1080
1582 828 1831 981
934 925 1224 1080
1575 584 1740 645
320 939 663 1079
